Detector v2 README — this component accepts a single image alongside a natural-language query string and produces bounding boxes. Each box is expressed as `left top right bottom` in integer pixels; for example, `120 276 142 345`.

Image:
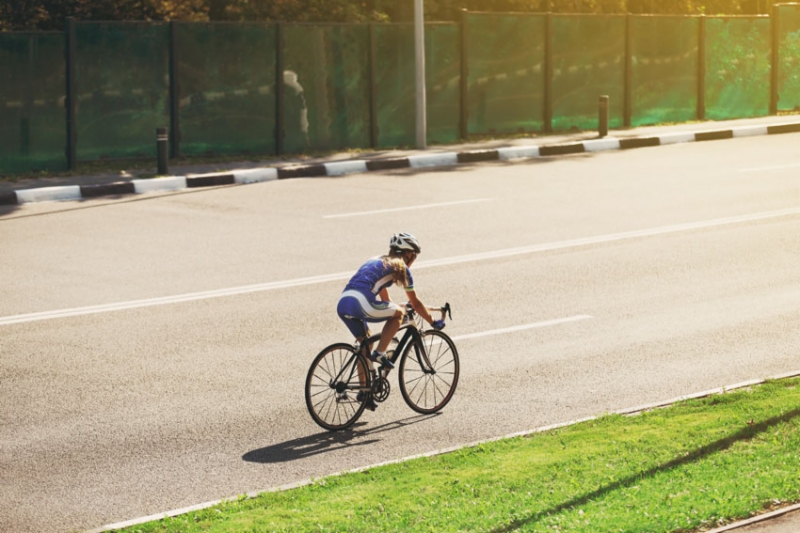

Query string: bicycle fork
412 333 437 375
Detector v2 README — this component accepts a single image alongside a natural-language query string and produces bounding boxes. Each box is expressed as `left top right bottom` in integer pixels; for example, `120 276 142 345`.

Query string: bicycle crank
371 376 390 402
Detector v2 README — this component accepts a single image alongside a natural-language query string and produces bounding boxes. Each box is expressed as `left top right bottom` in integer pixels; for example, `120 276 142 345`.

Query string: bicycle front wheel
398 330 460 414
305 343 369 431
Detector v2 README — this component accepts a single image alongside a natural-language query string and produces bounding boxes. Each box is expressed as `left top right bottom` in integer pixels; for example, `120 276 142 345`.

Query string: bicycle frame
360 319 435 373
330 304 450 393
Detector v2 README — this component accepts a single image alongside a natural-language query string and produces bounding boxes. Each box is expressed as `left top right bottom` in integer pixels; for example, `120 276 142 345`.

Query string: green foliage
0 0 775 31
0 0 207 31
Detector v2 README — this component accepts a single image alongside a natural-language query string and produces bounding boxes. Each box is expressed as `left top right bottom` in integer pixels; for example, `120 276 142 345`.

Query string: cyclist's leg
373 309 403 353
339 290 403 359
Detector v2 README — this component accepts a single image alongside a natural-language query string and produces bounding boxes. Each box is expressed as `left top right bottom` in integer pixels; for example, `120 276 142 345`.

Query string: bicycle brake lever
443 302 452 320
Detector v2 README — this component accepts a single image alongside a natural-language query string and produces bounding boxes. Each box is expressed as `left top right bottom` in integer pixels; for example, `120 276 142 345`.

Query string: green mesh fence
283 24 370 153
466 13 545 134
426 24 460 144
630 16 699 126
75 22 170 160
551 15 625 131
373 23 459 148
777 4 800 111
3 14 799 176
374 24 414 147
175 23 276 156
705 17 770 120
0 33 66 175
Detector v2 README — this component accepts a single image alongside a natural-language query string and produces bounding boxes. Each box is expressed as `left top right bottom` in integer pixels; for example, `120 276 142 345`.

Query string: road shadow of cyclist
242 413 440 464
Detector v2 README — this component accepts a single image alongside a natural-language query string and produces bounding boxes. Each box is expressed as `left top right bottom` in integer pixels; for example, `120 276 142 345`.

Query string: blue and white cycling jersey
343 257 414 296
337 257 414 338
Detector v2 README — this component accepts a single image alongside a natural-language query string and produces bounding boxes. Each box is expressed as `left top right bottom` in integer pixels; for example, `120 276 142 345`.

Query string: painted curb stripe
366 158 411 171
133 176 187 194
80 182 136 198
86 369 800 533
767 122 800 134
582 138 621 152
658 131 696 145
15 185 81 203
232 168 278 184
324 160 369 176
620 136 660 149
497 145 541 160
186 174 235 188
6 121 800 206
408 152 459 168
277 165 327 179
539 142 585 156
457 150 500 163
732 125 768 138
0 191 18 205
696 129 734 142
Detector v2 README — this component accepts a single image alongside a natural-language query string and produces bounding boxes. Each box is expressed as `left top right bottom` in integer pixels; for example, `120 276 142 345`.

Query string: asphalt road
2 134 799 533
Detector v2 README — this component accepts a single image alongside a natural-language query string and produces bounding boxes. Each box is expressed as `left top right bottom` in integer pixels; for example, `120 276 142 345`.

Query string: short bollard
157 127 169 175
598 95 609 138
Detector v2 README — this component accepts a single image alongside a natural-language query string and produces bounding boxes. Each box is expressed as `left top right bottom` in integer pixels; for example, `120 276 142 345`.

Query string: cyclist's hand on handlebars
432 319 446 330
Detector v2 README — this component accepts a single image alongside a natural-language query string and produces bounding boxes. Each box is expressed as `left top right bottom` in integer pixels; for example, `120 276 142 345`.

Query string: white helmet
390 232 421 254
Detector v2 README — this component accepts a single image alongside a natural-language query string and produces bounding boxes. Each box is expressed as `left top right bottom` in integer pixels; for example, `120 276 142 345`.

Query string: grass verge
118 378 800 533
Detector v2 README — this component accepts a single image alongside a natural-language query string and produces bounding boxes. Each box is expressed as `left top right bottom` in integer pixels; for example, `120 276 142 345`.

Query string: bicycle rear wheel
305 343 369 431
398 330 460 414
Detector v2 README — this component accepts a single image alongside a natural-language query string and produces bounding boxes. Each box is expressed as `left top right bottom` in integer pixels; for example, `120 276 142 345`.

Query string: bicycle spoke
305 345 368 431
399 331 459 414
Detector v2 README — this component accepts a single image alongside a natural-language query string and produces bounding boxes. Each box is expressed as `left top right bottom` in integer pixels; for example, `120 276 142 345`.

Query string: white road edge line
323 198 492 219
85 368 800 533
739 162 800 172
4 206 800 327
450 315 593 341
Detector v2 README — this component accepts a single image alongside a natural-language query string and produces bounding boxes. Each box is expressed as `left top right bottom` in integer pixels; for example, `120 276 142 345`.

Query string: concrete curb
85 370 800 533
704 502 800 533
6 121 800 207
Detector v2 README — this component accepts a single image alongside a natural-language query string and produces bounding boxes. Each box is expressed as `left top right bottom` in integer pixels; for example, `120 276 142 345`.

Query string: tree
0 0 772 31
0 0 206 31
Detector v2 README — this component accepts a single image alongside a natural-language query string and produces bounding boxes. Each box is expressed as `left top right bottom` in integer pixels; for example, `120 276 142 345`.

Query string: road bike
305 303 460 431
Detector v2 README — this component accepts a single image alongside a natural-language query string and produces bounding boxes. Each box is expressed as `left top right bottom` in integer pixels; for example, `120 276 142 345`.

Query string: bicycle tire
305 343 369 431
398 330 460 414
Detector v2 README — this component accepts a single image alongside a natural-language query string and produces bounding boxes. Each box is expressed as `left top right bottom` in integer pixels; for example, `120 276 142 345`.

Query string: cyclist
337 233 445 409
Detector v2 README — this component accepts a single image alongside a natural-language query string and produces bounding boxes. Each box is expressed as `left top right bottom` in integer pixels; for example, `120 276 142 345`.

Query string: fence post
156 127 169 175
624 13 632 128
544 12 553 133
21 35 33 157
460 9 469 140
275 22 285 155
65 16 77 171
697 15 706 120
368 23 379 149
169 21 181 159
771 4 780 115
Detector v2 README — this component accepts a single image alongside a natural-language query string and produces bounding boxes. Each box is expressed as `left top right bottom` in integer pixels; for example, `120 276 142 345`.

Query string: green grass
117 378 800 533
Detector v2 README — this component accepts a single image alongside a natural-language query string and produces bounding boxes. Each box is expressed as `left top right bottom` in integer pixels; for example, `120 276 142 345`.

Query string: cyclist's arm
406 289 434 324
379 287 392 302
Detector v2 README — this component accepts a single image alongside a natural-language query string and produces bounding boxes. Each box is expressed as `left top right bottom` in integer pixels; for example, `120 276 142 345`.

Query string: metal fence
2 5 800 175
